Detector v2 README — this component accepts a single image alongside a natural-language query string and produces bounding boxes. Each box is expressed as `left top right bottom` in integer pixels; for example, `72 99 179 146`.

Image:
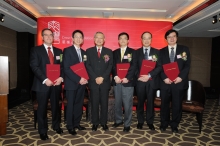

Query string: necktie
121 49 125 61
47 47 54 64
77 49 82 62
170 47 175 62
98 48 101 58
144 48 148 60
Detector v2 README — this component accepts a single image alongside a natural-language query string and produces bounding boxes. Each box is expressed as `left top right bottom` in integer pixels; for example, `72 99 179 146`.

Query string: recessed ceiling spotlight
212 15 217 24
0 13 4 22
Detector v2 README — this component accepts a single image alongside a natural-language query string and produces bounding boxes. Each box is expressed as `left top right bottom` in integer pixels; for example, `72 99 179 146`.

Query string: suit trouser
90 88 109 125
36 86 61 134
136 81 156 124
113 84 133 127
66 85 85 130
160 84 185 128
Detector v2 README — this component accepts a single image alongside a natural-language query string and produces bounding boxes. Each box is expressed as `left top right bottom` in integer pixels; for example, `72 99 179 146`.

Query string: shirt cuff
42 78 48 84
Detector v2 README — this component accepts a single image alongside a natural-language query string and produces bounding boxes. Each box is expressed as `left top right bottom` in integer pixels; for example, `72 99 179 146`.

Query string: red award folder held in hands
70 62 89 80
117 63 130 79
162 62 180 81
139 60 156 76
46 64 60 83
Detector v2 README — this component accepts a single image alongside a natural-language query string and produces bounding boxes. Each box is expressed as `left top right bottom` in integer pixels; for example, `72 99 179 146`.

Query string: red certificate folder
70 62 89 80
163 62 180 81
117 63 130 79
139 60 156 76
46 64 60 83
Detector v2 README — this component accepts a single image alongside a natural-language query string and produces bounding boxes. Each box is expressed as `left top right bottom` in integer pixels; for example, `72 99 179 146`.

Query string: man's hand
174 77 182 84
138 75 149 82
164 78 172 84
79 77 88 85
54 77 63 86
121 78 129 83
114 76 121 84
45 79 54 86
95 77 104 85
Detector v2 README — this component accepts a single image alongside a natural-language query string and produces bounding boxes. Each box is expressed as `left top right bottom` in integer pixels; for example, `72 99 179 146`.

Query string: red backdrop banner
37 17 172 50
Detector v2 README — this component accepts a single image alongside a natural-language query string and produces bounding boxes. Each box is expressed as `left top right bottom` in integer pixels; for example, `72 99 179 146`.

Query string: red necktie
98 48 101 58
47 47 54 64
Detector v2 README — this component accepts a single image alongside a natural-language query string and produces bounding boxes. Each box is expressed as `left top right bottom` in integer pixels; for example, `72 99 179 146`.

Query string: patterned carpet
0 99 220 146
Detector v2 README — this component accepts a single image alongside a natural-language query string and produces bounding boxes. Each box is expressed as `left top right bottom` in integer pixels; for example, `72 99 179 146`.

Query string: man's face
42 30 54 45
166 32 177 46
142 33 152 47
94 33 105 46
72 32 83 46
118 35 129 47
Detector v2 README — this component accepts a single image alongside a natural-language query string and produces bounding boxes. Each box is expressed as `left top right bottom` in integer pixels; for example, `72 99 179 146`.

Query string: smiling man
86 32 113 131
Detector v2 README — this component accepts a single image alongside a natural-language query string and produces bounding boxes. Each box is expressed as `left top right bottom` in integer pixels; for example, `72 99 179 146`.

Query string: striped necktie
170 47 174 62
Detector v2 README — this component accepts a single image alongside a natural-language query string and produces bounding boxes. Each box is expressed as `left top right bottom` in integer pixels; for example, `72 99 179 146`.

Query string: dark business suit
112 47 136 127
134 47 161 124
63 45 86 130
30 44 63 134
160 44 191 128
86 46 113 125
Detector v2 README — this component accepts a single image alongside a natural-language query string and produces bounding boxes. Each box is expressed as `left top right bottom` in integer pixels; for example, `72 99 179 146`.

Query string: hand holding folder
70 62 89 80
46 64 60 83
162 62 180 81
139 60 156 76
116 63 130 79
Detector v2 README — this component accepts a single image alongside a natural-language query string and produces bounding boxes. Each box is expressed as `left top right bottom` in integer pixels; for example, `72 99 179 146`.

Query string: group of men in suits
30 28 190 140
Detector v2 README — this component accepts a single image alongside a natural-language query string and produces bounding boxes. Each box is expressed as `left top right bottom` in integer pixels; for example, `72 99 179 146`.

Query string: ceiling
0 0 220 37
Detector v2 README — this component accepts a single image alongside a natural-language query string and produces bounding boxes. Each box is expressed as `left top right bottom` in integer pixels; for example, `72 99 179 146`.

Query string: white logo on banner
48 21 60 44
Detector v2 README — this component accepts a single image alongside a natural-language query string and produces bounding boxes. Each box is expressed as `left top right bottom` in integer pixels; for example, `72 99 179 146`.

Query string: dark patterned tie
47 47 54 64
170 47 174 62
144 48 148 60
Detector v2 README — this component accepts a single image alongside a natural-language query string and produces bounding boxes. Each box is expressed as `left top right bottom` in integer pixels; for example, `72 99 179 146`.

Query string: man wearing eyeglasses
30 28 63 140
159 29 191 133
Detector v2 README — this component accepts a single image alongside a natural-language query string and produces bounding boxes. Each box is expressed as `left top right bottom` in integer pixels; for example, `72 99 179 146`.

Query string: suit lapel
175 45 182 62
41 45 50 64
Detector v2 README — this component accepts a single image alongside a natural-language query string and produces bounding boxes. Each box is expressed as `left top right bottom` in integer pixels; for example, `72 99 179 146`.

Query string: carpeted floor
0 99 220 146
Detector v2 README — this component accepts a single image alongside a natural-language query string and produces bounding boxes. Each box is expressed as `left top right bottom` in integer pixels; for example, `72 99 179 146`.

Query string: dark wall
209 36 220 98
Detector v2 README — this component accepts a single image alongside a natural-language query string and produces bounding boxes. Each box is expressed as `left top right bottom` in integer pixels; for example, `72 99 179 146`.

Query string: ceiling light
219 14 220 22
212 15 217 24
0 14 4 22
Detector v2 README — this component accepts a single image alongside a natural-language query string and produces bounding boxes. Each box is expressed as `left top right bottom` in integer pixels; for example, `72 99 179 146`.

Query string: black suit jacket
160 44 191 89
63 45 86 90
30 45 63 92
134 47 161 89
112 47 136 87
86 46 113 90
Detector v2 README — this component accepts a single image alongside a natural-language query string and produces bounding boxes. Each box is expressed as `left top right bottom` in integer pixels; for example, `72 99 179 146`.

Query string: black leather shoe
101 124 109 131
92 125 98 131
112 122 123 128
54 128 63 134
68 129 77 135
123 126 130 132
171 127 179 133
74 125 86 130
40 133 49 140
147 124 155 130
137 123 143 129
160 125 167 131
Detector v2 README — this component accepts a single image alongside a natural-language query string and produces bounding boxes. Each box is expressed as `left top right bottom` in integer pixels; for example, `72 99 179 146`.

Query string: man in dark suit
30 28 63 140
159 29 191 133
133 32 161 130
86 32 113 131
63 30 87 135
112 32 136 132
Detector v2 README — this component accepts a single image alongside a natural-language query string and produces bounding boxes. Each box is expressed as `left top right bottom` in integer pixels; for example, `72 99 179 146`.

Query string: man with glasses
30 28 63 140
159 29 191 133
63 30 87 135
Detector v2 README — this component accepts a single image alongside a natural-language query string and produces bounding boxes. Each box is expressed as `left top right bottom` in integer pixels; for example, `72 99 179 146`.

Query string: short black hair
41 28 53 36
118 32 129 40
141 31 152 39
72 30 84 38
165 29 178 39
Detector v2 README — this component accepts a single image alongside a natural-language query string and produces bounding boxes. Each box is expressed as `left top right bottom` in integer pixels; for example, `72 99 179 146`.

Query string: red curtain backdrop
37 17 172 50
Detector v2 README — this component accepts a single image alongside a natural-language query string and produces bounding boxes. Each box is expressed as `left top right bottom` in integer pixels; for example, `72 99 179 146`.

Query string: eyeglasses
167 35 177 39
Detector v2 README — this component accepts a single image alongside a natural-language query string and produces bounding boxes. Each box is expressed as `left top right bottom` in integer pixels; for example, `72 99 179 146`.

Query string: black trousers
66 85 86 130
160 84 185 128
90 88 109 125
136 81 156 124
36 86 61 134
